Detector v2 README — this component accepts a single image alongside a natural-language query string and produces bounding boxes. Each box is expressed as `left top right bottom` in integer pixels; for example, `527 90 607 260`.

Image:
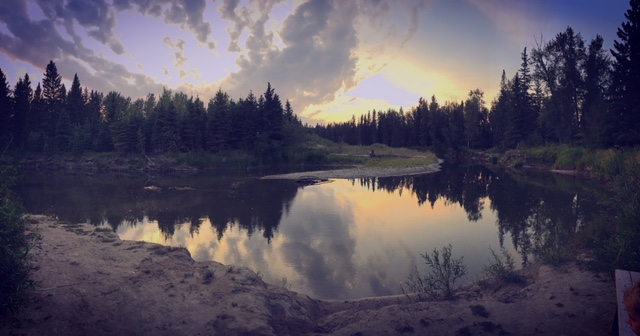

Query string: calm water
15 165 606 300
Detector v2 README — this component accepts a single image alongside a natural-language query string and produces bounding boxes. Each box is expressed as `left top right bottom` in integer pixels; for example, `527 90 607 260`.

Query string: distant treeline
314 2 640 152
0 61 304 162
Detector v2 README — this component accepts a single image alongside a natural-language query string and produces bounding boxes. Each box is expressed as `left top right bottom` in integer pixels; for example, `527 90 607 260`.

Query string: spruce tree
12 74 33 149
610 0 640 145
0 69 11 150
66 74 84 125
42 61 65 138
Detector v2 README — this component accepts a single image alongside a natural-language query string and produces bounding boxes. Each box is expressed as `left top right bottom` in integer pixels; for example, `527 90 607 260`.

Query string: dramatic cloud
163 37 188 68
219 0 358 115
0 0 219 99
114 0 213 47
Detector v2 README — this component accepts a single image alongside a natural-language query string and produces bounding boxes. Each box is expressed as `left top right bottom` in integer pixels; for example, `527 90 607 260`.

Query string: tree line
315 1 640 151
0 61 303 162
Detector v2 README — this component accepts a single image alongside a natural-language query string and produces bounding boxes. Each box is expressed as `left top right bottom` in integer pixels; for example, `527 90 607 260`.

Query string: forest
315 4 640 153
0 65 304 163
0 2 638 159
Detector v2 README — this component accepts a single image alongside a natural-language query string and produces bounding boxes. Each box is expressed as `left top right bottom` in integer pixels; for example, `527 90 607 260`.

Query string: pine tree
610 0 640 145
0 68 12 150
206 89 231 152
12 74 32 149
26 84 46 152
582 35 612 147
42 60 65 138
66 73 84 125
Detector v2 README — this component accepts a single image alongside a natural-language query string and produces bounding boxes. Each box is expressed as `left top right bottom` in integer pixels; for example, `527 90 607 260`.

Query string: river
15 164 608 300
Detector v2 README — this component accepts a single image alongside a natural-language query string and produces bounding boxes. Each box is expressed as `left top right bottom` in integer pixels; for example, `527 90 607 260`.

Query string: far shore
262 160 443 180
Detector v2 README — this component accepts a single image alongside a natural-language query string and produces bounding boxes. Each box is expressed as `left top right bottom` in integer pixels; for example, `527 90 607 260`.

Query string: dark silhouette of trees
610 0 640 146
0 69 11 150
0 60 307 159
11 74 31 150
315 1 640 151
42 61 65 141
2 2 639 157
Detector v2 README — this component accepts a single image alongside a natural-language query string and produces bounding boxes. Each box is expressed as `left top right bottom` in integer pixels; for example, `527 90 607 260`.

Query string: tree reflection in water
353 165 603 265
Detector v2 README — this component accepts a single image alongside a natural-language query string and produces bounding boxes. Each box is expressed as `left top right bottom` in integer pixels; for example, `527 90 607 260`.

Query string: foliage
587 151 640 272
0 156 39 316
480 247 522 285
402 244 467 301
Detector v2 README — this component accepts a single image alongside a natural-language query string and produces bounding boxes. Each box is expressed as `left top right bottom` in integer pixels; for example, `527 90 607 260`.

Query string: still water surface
15 165 606 300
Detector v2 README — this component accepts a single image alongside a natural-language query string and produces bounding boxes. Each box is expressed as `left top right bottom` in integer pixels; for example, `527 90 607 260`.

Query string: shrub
481 247 522 284
402 244 467 301
0 156 39 316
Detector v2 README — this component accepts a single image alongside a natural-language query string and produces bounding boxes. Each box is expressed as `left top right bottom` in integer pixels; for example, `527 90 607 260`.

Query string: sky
0 0 632 125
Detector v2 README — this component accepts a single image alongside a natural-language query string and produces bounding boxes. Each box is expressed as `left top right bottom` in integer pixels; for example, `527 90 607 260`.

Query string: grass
328 143 438 169
503 145 640 179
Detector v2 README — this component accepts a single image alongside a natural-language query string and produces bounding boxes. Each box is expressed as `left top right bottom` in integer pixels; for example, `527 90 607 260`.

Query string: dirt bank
0 215 616 336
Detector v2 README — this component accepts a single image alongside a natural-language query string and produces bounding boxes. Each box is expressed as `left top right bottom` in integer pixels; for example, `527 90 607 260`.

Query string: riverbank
262 160 442 180
1 215 615 336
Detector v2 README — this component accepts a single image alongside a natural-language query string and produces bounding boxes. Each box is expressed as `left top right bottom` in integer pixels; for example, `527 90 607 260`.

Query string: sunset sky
0 0 631 124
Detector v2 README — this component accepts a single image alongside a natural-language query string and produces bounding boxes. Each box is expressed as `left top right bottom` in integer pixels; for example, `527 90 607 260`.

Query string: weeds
281 277 292 290
480 247 522 284
402 244 467 301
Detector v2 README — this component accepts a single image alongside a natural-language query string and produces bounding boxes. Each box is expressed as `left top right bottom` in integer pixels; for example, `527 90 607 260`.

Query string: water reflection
15 165 606 300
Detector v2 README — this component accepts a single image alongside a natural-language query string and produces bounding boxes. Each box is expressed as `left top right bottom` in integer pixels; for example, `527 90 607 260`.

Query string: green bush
402 244 467 301
0 157 38 316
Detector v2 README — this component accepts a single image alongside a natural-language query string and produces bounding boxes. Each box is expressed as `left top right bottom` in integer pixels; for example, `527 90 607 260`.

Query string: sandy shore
262 161 443 180
0 215 616 336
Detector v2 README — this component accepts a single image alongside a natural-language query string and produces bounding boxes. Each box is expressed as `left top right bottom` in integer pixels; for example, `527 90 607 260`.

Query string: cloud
0 0 165 97
467 0 543 49
215 0 433 121
163 37 188 68
114 0 213 47
218 0 359 116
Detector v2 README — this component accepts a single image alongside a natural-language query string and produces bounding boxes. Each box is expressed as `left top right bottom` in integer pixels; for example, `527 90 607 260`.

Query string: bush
0 157 38 316
481 247 522 284
402 244 467 301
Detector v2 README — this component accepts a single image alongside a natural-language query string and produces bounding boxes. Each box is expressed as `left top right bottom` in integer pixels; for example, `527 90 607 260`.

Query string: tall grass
506 145 640 178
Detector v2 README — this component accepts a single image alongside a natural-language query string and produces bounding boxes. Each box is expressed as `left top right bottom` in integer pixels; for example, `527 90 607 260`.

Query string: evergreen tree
26 84 46 152
582 35 612 147
12 74 32 149
489 70 510 148
42 61 65 139
54 109 72 152
0 69 11 150
610 0 640 145
66 74 84 125
206 89 231 152
152 89 180 152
